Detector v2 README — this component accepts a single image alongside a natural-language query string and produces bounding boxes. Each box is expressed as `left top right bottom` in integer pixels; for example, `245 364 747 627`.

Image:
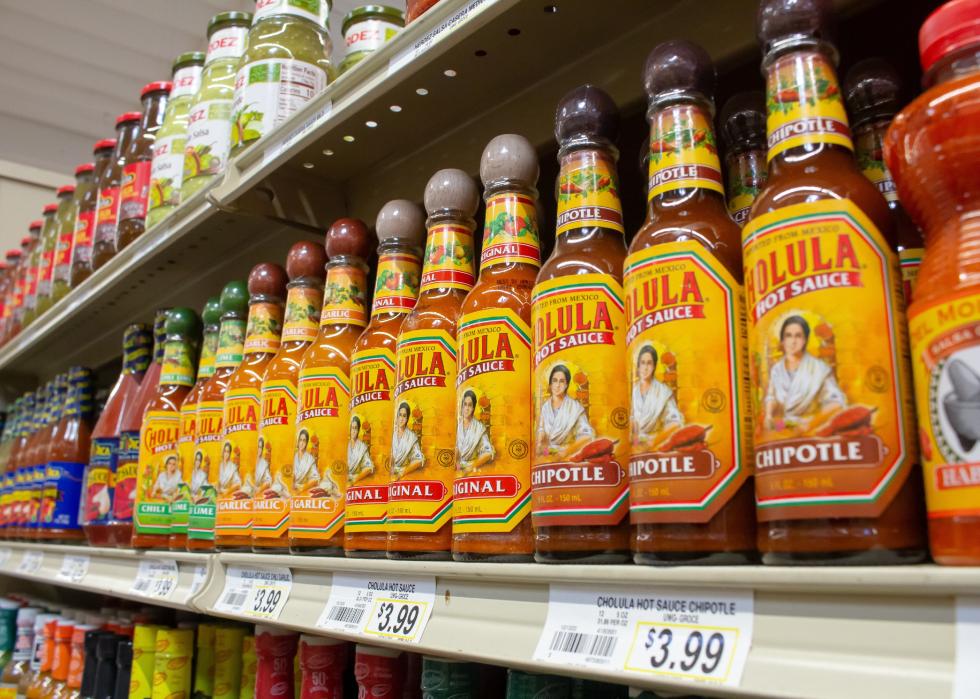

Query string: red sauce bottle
297 635 347 699
253 627 297 699
27 380 62 541
92 114 142 271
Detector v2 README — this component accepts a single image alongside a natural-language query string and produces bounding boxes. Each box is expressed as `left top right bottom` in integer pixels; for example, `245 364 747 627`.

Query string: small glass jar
51 165 93 302
70 139 115 287
340 5 403 74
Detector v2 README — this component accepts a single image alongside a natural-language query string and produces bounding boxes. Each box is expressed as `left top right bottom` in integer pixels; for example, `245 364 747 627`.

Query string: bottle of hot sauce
252 242 327 553
81 325 152 547
531 86 630 563
28 381 62 540
133 308 200 549
452 135 540 562
346 200 425 558
720 92 768 228
625 42 755 565
746 0 924 564
92 113 142 271
8 393 33 541
109 309 169 547
389 171 479 560
171 298 220 551
23 206 58 328
19 386 45 541
36 188 74 317
70 140 116 288
6 229 35 341
291 221 372 555
214 268 286 551
885 0 980 565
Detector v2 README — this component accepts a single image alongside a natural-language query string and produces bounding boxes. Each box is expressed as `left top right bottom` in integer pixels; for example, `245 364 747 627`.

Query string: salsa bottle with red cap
885 0 980 565
0 248 22 342
23 205 58 327
36 189 72 317
11 222 40 337
115 81 172 253
92 114 142 271
51 166 91 303
70 140 115 287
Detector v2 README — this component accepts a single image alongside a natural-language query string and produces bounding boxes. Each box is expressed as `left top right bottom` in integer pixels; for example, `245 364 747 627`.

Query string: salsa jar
340 5 403 74
70 139 115 287
92 113 142 271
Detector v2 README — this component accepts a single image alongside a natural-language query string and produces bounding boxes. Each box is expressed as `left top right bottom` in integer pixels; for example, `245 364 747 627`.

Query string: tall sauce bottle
291 220 372 555
345 200 425 557
70 140 115 288
20 387 46 541
51 166 91 303
133 308 200 548
1 249 23 342
92 113 142 271
8 393 33 540
36 189 73 316
746 0 924 563
720 92 768 228
885 0 980 565
12 221 40 334
252 242 327 553
452 135 540 562
531 86 630 563
27 381 61 540
5 231 33 341
388 171 478 559
23 205 57 327
170 298 220 550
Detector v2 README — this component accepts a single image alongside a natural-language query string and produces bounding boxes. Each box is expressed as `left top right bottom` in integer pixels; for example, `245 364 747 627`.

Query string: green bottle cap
505 670 571 699
201 296 222 327
208 11 253 35
420 656 478 697
173 51 206 72
166 307 202 338
220 281 249 316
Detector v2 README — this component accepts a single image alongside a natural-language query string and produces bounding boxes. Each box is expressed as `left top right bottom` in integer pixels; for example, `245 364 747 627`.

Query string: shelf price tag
533 584 753 688
130 559 179 600
17 551 43 575
0 548 11 566
955 596 980 699
387 0 489 76
57 554 90 584
213 566 292 620
317 572 435 644
259 101 332 170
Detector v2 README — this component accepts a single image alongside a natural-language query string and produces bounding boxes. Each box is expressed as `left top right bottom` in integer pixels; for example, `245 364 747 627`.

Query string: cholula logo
626 269 705 343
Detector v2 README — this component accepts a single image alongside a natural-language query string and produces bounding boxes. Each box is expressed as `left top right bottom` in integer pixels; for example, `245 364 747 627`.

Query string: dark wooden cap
555 85 618 145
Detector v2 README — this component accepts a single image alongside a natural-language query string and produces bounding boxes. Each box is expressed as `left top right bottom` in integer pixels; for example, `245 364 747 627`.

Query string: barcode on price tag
17 551 43 574
130 559 179 599
317 572 435 644
533 584 753 688
213 566 291 620
57 555 90 584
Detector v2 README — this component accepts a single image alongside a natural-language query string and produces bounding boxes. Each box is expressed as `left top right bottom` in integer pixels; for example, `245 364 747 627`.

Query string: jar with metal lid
231 0 334 154
340 5 403 74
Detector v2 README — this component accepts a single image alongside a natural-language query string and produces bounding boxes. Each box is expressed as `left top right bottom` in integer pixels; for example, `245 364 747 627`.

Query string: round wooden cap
286 241 328 281
555 85 618 145
757 0 834 53
643 40 714 101
247 263 287 297
424 169 479 217
480 134 539 188
376 199 426 244
325 218 372 259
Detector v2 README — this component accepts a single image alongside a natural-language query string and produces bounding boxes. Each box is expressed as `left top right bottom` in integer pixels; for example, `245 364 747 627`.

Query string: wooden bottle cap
201 297 221 327
286 240 328 281
424 169 479 217
720 91 766 150
643 40 714 101
248 263 287 297
376 199 426 245
757 0 834 54
220 281 248 315
844 58 902 125
165 307 201 337
555 85 619 145
480 134 539 189
325 218 373 259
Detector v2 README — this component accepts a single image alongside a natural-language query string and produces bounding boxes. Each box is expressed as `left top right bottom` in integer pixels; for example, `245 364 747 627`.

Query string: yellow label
252 379 297 538
725 154 765 229
765 52 852 161
900 247 923 304
244 302 283 354
420 224 476 292
647 104 723 200
908 290 980 520
215 389 259 536
215 318 246 369
321 265 368 327
452 308 533 533
282 286 321 342
556 150 624 236
347 347 396 532
198 329 219 380
171 399 198 535
744 199 915 520
135 409 181 534
388 328 457 531
212 627 246 699
373 252 421 316
188 400 224 539
160 340 196 386
624 241 752 523
530 274 630 526
480 192 541 270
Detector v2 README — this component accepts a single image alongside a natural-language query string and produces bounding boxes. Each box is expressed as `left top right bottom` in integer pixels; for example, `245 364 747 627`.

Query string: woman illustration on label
217 441 243 496
764 315 846 430
150 455 181 501
456 390 495 475
631 345 683 446
536 364 595 457
190 450 209 498
347 416 375 484
254 437 286 497
391 402 423 479
294 428 339 497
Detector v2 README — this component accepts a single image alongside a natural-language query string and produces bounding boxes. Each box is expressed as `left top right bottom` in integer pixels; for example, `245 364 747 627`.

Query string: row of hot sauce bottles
0 0 978 567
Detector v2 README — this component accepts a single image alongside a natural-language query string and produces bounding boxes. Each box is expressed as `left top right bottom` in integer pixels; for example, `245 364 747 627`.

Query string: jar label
282 286 321 342
254 0 328 25
726 163 763 229
206 26 249 63
530 274 630 526
624 241 752 523
94 186 120 246
900 247 923 304
72 210 95 264
452 309 534 533
184 100 234 182
161 340 197 386
82 437 117 527
908 290 980 521
857 131 898 203
420 224 476 292
232 59 328 149
214 390 258 537
244 302 284 354
345 18 401 54
172 64 203 99
480 192 541 271
149 134 187 211
135 410 181 535
54 228 73 274
253 379 298 539
347 348 396 532
41 461 85 530
112 430 140 522
24 263 38 306
37 248 54 296
321 266 368 327
388 329 458 532
189 400 226 540
372 253 421 316
743 199 915 521
647 104 724 200
119 161 152 222
172 400 198 535
556 150 624 236
215 318 246 368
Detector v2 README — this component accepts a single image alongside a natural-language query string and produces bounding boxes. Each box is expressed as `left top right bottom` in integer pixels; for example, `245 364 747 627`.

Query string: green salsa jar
231 0 334 154
51 164 94 303
35 189 73 316
146 52 206 229
182 11 253 203
340 5 403 74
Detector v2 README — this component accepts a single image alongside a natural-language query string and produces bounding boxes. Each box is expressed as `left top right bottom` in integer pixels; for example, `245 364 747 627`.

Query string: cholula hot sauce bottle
720 92 768 228
452 135 540 562
253 242 327 553
291 220 372 555
531 86 630 563
625 41 755 565
746 0 925 564
345 200 425 558
388 170 479 560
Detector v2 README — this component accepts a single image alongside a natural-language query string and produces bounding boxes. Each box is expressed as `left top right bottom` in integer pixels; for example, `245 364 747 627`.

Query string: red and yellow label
725 153 766 228
388 329 458 531
744 199 915 520
291 367 350 539
556 150 623 236
119 161 152 222
624 241 752 523
172 398 198 535
134 409 181 535
647 104 723 200
530 274 630 526
215 389 259 536
765 52 852 161
94 186 119 238
244 303 283 354
54 229 73 270
188 400 225 540
347 348 396 532
453 309 533 533
282 286 321 342
253 379 298 538
420 225 475 292
908 289 980 520
480 192 541 271
321 265 368 327
900 248 923 303
73 210 94 257
373 253 421 316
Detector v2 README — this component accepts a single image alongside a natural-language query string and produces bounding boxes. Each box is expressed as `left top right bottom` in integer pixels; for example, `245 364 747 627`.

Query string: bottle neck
479 185 542 274
853 116 899 204
320 257 368 329
152 318 168 365
420 213 476 295
554 142 624 248
282 278 323 343
139 94 169 134
63 369 93 421
93 150 114 180
114 124 140 164
244 295 284 356
214 314 246 370
371 240 421 319
724 146 767 226
197 325 220 379
160 335 197 389
123 328 153 376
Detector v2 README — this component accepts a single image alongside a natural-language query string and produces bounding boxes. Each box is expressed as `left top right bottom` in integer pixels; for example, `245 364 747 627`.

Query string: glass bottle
35 188 74 316
339 5 404 74
24 204 59 325
27 381 62 541
17 220 43 331
51 166 91 303
70 140 115 288
0 248 23 342
8 393 33 541
92 114 141 271
6 228 36 341
720 92 768 228
253 627 297 699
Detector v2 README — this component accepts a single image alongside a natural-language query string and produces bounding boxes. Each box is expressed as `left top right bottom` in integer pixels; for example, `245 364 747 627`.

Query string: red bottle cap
93 138 117 152
27 222 41 233
6 250 22 259
920 0 980 73
56 185 75 197
115 112 142 126
43 203 59 215
74 163 95 176
140 81 173 97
